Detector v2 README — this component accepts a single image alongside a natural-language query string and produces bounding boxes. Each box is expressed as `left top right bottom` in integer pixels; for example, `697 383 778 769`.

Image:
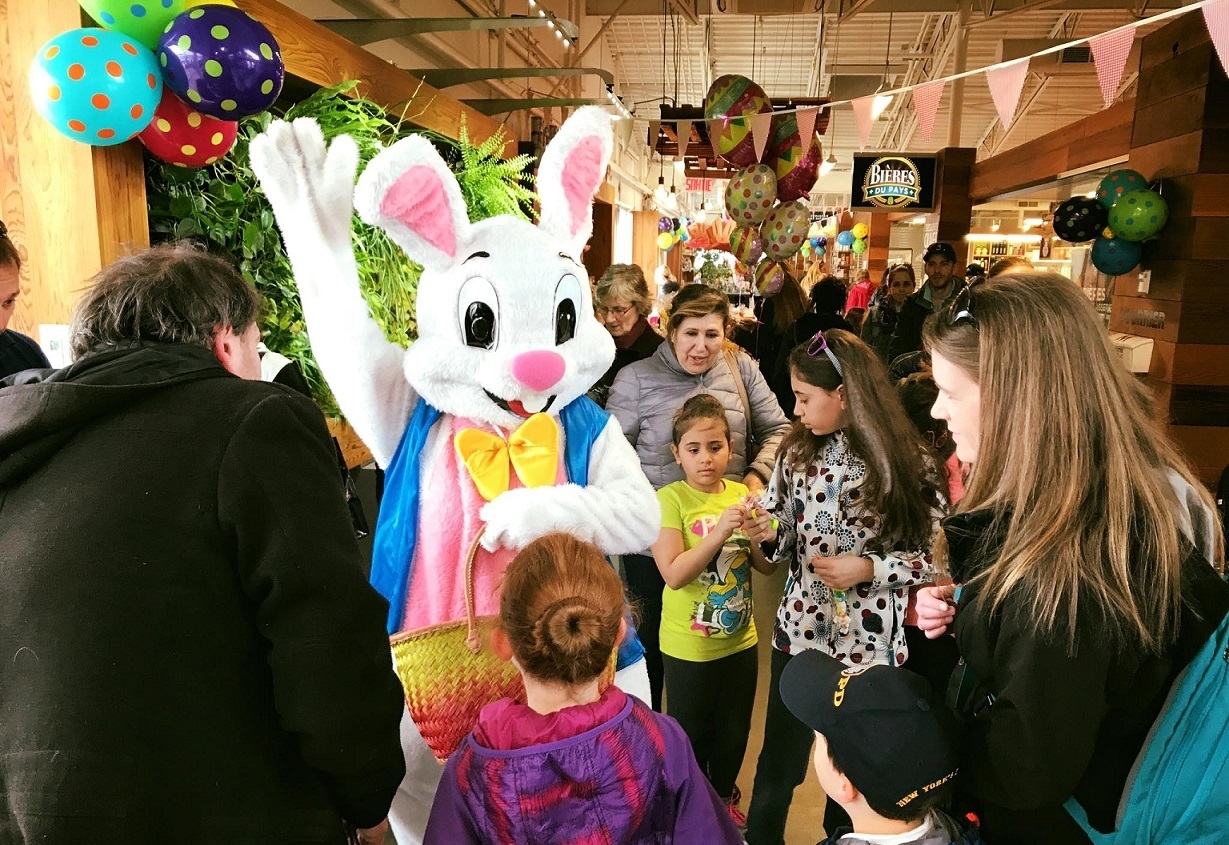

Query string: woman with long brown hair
0 221 51 379
916 272 1229 845
745 329 946 845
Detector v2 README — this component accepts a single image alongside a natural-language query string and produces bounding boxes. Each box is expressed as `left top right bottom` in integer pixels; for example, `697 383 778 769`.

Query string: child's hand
743 501 776 544
810 553 874 591
915 584 958 639
716 504 745 539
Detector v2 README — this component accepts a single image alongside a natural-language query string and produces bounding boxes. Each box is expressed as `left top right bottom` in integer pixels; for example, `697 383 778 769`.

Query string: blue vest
369 396 644 670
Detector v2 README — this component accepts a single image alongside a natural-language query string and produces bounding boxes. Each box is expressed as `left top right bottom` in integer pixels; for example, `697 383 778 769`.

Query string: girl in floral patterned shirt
745 329 947 845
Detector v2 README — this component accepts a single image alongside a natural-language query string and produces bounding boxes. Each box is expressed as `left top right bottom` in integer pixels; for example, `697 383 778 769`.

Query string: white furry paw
478 487 563 552
250 118 360 288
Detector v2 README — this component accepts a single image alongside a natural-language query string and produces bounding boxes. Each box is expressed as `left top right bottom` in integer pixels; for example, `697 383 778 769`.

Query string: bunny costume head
354 107 615 428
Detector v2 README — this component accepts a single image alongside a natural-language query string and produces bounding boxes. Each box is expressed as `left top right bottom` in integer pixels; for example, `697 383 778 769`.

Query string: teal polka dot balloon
1107 188 1168 242
80 0 187 50
1096 168 1145 211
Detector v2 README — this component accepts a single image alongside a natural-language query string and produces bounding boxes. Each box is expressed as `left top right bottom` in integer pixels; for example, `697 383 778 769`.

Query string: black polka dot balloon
1053 196 1108 244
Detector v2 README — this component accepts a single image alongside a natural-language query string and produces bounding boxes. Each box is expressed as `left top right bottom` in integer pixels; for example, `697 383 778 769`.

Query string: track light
871 93 893 121
819 153 837 176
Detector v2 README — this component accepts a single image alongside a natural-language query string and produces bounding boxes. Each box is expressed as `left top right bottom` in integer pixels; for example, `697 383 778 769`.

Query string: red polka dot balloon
724 164 778 227
28 28 161 146
138 86 237 167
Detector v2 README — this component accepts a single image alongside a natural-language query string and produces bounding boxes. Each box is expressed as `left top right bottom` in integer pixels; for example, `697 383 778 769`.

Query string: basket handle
464 529 484 654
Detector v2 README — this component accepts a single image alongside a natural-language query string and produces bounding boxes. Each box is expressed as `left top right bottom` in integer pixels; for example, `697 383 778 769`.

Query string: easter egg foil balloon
704 74 773 167
1107 189 1168 242
765 113 822 202
158 6 284 119
138 85 237 166
1090 236 1142 276
755 260 786 296
760 199 810 262
28 28 161 146
81 0 188 50
1053 196 1108 243
1096 169 1146 211
729 225 764 266
724 164 778 226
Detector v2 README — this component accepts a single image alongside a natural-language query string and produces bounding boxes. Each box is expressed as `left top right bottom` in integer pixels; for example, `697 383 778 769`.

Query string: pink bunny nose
511 350 566 393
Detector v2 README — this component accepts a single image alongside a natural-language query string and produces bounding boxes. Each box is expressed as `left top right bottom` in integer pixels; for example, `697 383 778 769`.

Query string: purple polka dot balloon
157 6 283 119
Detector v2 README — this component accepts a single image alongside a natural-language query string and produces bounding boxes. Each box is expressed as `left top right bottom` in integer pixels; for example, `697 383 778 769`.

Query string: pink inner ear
561 136 604 238
380 165 457 259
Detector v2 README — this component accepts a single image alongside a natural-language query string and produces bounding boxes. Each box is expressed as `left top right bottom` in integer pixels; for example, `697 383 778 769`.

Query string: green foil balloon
81 0 189 50
1107 189 1168 242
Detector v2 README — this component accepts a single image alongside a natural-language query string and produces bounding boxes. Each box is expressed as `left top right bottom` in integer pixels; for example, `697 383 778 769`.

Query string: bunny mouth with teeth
483 389 557 418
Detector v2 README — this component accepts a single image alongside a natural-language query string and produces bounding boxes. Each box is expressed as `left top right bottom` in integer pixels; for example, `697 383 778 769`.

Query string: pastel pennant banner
676 119 693 159
912 80 945 141
796 106 819 147
986 58 1030 129
1089 28 1135 107
851 96 875 150
751 111 774 162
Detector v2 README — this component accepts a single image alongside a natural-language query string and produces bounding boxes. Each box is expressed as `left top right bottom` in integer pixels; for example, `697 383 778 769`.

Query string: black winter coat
0 344 406 843
943 509 1229 845
887 281 966 364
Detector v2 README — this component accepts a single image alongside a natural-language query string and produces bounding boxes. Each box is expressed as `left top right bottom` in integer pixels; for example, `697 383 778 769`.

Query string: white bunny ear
354 135 470 273
536 107 614 257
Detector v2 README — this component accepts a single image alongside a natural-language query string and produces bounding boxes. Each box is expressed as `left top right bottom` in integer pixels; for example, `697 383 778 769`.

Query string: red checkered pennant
912 80 945 141
986 59 1030 129
1205 0 1229 77
1089 29 1134 108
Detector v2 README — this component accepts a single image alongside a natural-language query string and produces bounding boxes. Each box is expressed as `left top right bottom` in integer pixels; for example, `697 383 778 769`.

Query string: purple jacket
424 693 743 845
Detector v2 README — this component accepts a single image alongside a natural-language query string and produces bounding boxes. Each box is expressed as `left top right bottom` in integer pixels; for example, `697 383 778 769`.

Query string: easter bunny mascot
250 107 660 844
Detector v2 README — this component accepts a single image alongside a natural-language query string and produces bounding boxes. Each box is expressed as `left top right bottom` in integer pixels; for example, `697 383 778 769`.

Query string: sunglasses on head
947 280 982 328
806 331 844 378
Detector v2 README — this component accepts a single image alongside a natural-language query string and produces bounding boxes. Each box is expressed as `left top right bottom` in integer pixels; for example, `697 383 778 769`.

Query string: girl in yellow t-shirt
651 394 777 826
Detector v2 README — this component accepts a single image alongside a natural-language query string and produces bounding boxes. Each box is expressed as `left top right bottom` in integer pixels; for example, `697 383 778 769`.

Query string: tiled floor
733 564 830 845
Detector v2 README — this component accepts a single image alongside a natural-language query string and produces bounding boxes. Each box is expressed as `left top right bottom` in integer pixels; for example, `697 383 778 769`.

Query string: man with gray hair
0 243 405 843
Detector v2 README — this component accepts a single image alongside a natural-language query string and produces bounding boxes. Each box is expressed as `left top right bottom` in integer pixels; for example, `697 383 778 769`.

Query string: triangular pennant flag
676 120 693 160
1089 29 1134 108
986 59 1030 129
707 118 725 150
751 112 774 162
796 107 819 149
648 120 661 148
1205 0 1229 76
911 80 945 142
851 96 875 150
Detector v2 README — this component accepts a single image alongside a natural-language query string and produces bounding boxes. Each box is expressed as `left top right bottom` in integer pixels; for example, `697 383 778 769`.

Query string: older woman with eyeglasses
586 264 663 408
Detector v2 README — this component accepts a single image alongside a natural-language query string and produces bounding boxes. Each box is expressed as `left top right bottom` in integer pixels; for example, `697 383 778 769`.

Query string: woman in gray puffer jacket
607 284 791 710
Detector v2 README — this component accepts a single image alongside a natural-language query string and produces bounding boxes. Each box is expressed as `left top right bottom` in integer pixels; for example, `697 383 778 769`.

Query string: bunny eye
458 277 498 350
554 274 582 346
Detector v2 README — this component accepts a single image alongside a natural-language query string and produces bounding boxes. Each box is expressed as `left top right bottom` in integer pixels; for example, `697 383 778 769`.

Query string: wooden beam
236 0 515 152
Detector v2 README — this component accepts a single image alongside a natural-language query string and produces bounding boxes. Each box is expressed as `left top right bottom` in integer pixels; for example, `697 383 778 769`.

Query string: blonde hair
596 264 653 317
987 256 1033 278
771 269 810 333
923 272 1224 652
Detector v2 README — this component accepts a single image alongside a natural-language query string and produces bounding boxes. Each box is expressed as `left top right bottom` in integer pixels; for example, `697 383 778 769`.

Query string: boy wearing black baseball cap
780 651 982 845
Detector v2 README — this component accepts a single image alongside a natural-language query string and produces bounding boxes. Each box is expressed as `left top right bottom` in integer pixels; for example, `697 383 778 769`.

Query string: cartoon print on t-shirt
688 515 752 637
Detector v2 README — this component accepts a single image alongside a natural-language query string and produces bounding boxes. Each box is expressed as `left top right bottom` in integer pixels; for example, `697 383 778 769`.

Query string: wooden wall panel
1148 341 1229 386
1128 132 1203 181
1169 425 1229 486
1138 11 1211 72
631 210 661 290
92 142 148 265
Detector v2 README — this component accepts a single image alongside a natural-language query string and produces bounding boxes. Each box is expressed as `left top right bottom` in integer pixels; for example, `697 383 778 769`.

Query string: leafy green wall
146 82 536 416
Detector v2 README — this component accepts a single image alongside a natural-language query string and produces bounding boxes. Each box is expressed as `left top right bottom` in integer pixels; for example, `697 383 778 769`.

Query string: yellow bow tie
454 413 560 502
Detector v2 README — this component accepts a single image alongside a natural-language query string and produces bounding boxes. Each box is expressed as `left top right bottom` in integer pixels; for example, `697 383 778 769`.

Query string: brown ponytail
500 533 624 685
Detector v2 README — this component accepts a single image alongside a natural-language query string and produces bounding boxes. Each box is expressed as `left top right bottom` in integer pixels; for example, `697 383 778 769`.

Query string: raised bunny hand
251 119 414 467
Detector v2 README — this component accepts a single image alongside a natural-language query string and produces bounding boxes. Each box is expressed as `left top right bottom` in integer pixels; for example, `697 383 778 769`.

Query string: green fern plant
453 115 537 222
146 82 537 417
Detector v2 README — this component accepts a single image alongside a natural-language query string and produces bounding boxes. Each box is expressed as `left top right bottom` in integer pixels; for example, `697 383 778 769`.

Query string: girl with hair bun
424 532 743 845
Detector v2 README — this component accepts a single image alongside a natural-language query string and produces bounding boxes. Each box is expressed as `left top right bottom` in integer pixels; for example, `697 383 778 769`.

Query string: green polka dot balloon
724 165 778 227
81 0 187 51
157 6 283 119
759 199 810 262
1107 188 1168 242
